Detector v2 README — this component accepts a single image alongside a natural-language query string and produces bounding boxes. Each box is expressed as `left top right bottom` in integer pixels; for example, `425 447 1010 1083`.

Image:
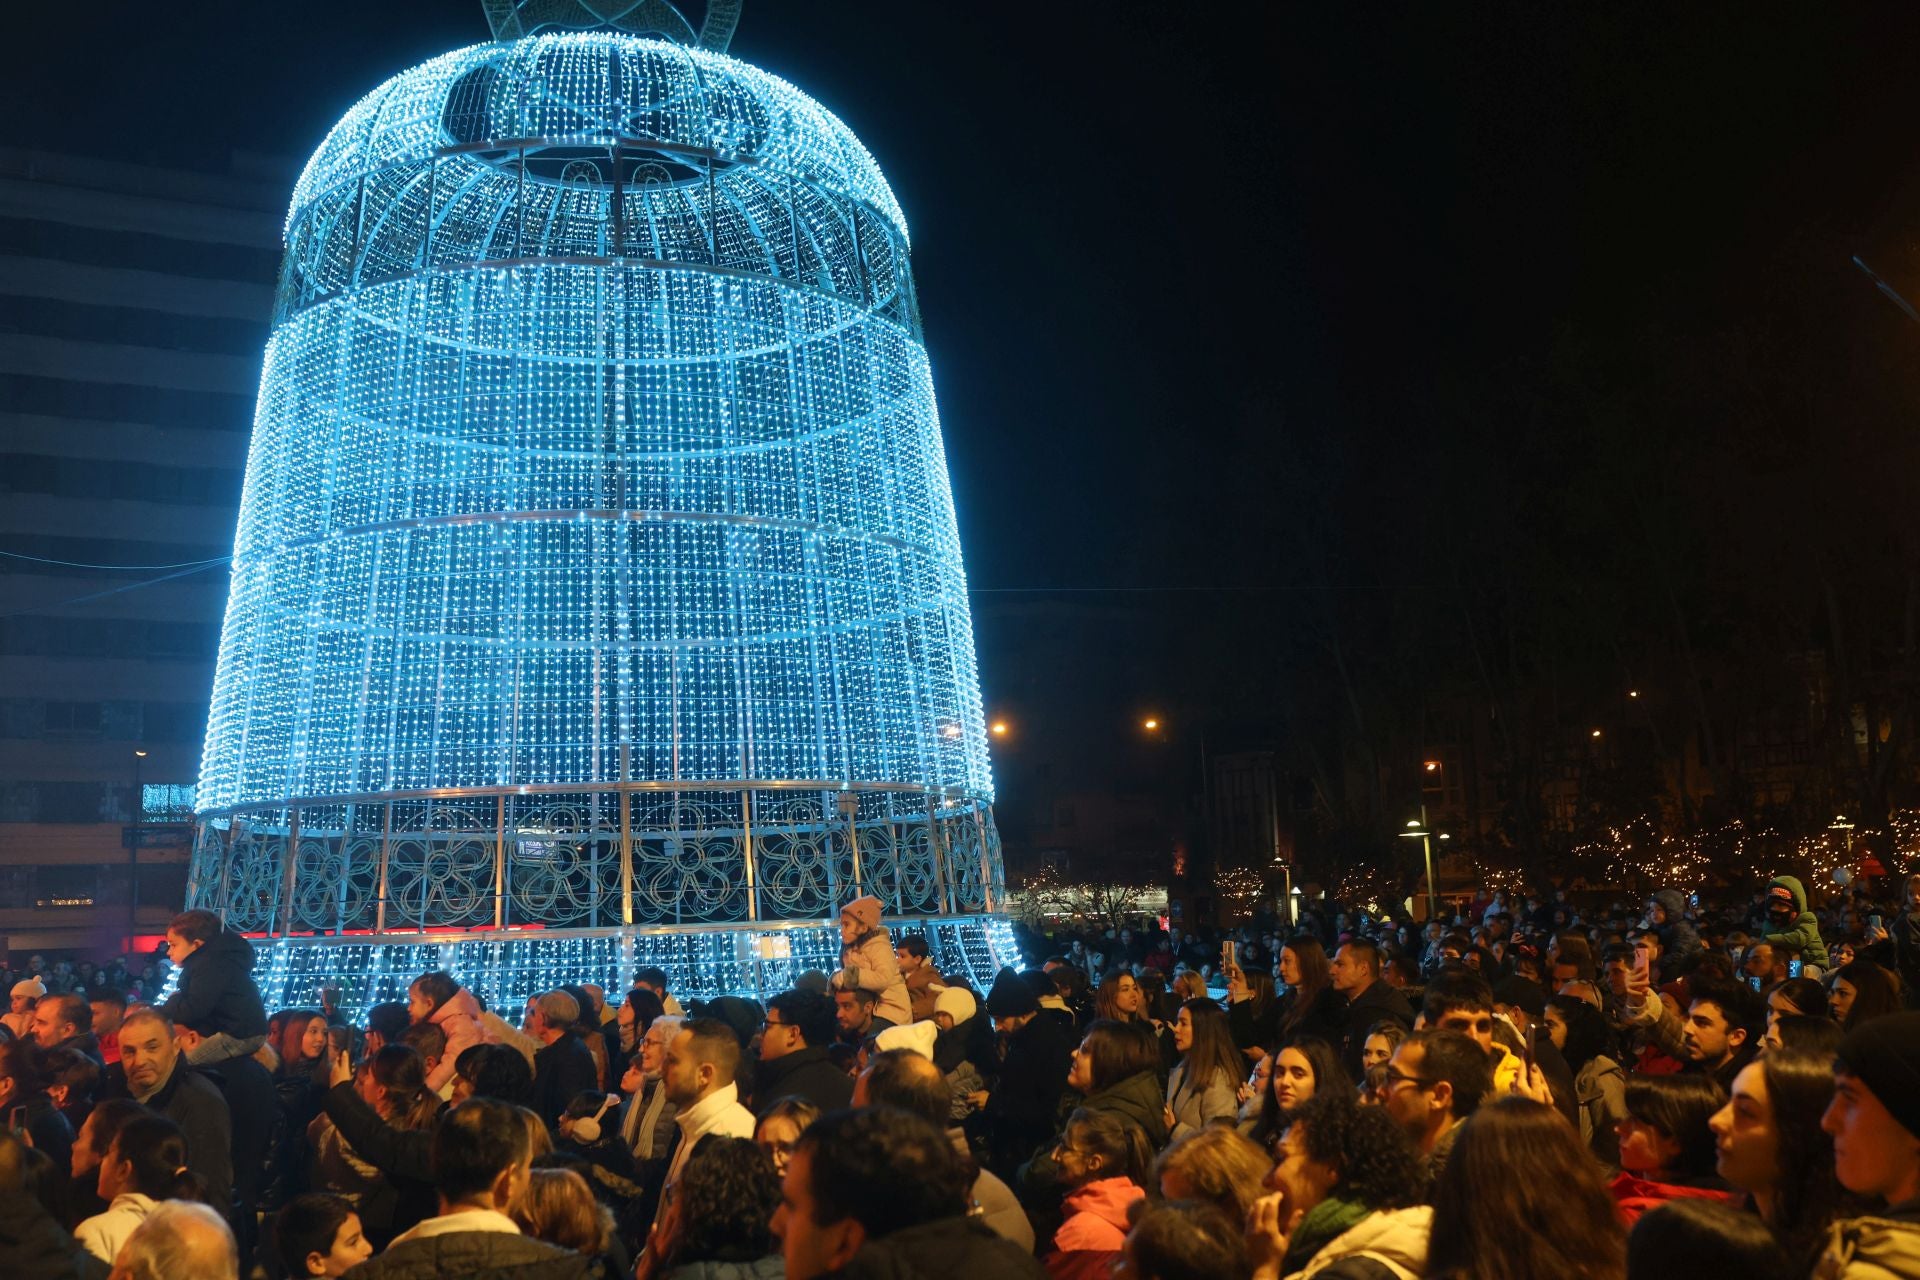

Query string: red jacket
1609 1170 1738 1225
1045 1177 1143 1280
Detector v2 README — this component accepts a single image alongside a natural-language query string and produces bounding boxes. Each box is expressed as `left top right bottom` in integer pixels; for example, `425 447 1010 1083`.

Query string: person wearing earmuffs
556 1089 638 1182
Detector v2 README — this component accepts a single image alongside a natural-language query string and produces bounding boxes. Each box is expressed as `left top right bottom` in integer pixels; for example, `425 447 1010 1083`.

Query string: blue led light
199 32 991 817
188 30 1002 943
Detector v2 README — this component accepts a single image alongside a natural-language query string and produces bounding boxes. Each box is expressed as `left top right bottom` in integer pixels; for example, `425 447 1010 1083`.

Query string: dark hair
459 1044 534 1106
277 1193 357 1278
1427 1098 1626 1280
401 1019 448 1064
624 987 665 1033
1284 1092 1424 1210
796 1106 970 1237
1687 978 1762 1041
1834 961 1902 1031
42 1041 98 1091
1622 1074 1725 1180
1772 1014 1844 1058
1275 936 1326 1034
367 1044 439 1130
410 971 459 1014
80 1098 149 1160
1404 1029 1493 1118
897 934 931 961
366 1002 411 1041
0 1040 45 1095
1338 938 1383 978
634 966 670 991
767 989 838 1049
433 1097 531 1201
836 985 878 1008
1176 998 1243 1096
1422 966 1496 1023
40 992 91 1037
1547 995 1611 1073
1627 1198 1795 1280
1063 1105 1152 1187
1254 1035 1349 1146
111 1114 207 1202
678 1017 743 1086
861 1048 949 1128
1123 1200 1252 1280
1078 1019 1163 1094
88 987 128 1013
1753 1049 1850 1268
673 1136 781 1263
167 909 220 945
1553 934 1598 981
1768 977 1827 1019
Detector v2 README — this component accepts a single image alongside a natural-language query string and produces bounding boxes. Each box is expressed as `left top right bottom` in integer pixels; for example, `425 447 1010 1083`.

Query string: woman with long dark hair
1426 1097 1626 1280
76 1113 205 1263
1042 1107 1151 1279
1707 1048 1855 1269
1267 936 1342 1052
1545 994 1626 1165
1828 960 1901 1031
1765 975 1827 1025
1245 1035 1348 1156
1165 998 1241 1140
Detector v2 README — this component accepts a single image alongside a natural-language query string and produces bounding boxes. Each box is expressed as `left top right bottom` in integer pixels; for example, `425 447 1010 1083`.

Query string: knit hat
934 986 977 1026
874 1020 938 1060
1835 1012 1920 1139
985 968 1039 1018
1019 969 1056 1001
841 895 884 933
10 978 43 1000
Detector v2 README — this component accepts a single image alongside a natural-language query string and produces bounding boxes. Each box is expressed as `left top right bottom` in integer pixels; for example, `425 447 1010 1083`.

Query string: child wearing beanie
833 895 912 1029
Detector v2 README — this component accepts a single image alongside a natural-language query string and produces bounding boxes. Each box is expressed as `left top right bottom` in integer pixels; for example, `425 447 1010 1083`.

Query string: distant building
0 147 282 952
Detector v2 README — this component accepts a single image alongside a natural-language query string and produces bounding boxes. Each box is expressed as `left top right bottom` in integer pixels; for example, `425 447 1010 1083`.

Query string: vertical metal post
619 747 635 926
970 803 995 914
494 793 508 930
216 821 238 928
374 802 393 935
925 795 954 916
742 788 758 921
278 807 301 937
337 804 354 936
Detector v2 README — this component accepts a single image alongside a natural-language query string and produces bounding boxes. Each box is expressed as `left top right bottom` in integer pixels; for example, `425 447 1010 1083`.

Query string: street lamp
990 719 1010 738
1400 810 1441 924
1141 717 1161 732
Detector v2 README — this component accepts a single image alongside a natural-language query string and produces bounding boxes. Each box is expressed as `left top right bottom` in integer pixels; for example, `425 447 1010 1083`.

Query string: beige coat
841 930 912 1027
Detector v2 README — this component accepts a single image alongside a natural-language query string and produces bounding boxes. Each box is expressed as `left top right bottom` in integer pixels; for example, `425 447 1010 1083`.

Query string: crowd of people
5 876 1920 1278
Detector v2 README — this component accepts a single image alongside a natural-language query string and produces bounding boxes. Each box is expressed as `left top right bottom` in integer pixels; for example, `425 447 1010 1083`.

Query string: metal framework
191 29 1004 964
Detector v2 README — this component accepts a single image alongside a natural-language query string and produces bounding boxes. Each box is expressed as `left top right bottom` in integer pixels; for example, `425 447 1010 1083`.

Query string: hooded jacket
1017 1070 1166 1211
840 930 913 1028
1763 875 1830 968
1045 1177 1143 1280
1811 1201 1920 1279
1291 1204 1433 1280
1649 889 1704 960
161 928 268 1042
426 987 497 1094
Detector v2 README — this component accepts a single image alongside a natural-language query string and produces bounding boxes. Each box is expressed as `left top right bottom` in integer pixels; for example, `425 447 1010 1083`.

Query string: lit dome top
280 33 909 323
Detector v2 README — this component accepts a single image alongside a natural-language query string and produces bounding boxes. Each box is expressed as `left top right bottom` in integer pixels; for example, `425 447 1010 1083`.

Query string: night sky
16 3 1920 858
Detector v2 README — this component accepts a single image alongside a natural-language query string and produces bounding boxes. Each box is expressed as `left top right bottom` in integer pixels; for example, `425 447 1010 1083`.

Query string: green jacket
1763 874 1830 968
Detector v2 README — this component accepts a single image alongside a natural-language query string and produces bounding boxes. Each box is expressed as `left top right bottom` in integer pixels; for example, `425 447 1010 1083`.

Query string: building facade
0 147 281 953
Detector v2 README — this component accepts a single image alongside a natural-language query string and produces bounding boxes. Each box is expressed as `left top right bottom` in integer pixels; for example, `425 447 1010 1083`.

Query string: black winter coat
532 1032 600 1131
320 1082 438 1248
978 1011 1071 1179
752 1044 853 1116
137 1060 233 1214
344 1228 603 1279
162 929 268 1041
0 1183 107 1280
828 1214 1048 1280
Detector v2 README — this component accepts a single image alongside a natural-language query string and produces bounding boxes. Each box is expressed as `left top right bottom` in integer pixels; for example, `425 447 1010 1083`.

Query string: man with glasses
1381 1029 1492 1187
755 989 853 1116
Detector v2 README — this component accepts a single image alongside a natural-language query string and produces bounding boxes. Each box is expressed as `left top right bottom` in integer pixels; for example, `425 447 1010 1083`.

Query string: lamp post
131 749 148 949
1401 806 1441 924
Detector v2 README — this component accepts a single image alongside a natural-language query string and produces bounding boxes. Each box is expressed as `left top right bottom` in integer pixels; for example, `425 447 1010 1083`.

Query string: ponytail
113 1115 207 1203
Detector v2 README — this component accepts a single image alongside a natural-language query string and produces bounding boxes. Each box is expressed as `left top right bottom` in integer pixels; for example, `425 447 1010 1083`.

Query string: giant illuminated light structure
188 0 1010 1012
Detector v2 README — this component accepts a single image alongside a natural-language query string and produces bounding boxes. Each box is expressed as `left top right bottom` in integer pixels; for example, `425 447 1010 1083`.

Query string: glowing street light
1400 812 1440 924
1142 717 1161 732
990 720 1010 738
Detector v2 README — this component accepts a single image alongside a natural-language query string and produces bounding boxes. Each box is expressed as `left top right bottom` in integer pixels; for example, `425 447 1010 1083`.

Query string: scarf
1280 1195 1375 1275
